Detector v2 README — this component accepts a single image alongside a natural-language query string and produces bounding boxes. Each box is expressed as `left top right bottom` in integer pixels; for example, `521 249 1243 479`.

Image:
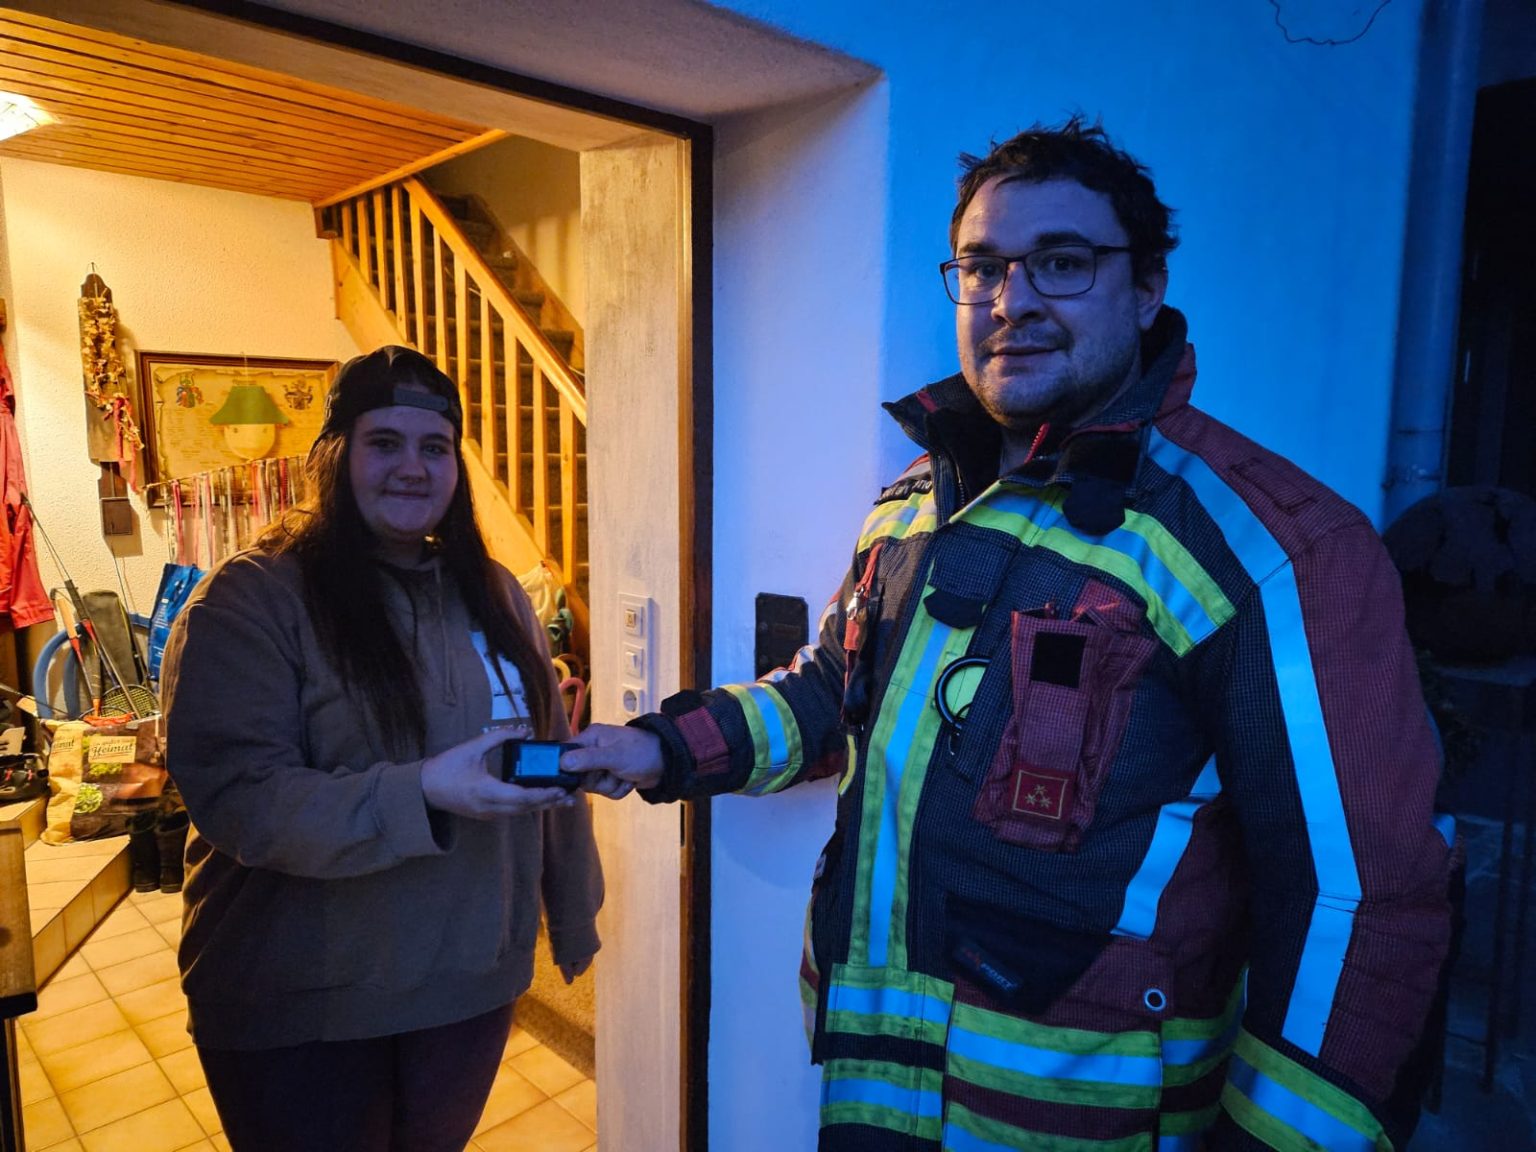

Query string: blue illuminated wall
704 3 1428 1148
718 0 1424 515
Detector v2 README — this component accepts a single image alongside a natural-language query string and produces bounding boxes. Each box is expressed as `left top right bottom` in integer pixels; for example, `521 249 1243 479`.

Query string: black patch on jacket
1030 631 1087 688
924 588 988 629
1063 475 1128 535
946 896 1110 1014
875 473 933 505
1061 433 1143 536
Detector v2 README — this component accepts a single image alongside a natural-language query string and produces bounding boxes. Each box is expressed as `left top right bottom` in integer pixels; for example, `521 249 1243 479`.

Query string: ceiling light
0 93 52 143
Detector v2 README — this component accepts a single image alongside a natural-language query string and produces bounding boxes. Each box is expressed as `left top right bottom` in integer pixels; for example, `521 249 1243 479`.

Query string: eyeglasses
939 244 1133 304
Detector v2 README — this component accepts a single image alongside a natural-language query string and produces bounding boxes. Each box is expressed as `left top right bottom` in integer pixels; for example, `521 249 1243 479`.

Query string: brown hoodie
161 548 601 1050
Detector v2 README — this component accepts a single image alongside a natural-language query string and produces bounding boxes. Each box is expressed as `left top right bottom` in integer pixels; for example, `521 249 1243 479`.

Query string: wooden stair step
454 219 497 249
541 330 575 357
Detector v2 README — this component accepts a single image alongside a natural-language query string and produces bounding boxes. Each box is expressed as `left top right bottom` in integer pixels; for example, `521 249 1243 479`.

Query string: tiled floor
21 831 129 987
17 888 598 1152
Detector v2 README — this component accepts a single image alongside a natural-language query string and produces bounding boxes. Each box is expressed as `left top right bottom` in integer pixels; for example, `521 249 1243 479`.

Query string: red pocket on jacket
972 596 1155 853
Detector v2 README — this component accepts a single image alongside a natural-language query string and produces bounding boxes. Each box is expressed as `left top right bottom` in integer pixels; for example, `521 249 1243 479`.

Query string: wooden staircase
320 179 589 652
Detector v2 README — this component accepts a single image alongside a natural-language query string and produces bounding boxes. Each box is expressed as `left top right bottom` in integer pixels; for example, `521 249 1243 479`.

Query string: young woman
162 345 601 1151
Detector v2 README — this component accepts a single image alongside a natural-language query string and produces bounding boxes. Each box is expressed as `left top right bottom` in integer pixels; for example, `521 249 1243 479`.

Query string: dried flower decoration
77 274 144 489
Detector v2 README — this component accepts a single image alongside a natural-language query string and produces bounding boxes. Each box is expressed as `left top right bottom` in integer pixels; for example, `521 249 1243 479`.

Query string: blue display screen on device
502 740 580 790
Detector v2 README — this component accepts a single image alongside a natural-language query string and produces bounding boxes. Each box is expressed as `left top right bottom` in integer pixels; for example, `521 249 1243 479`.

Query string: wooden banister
311 130 510 210
323 176 589 624
401 177 587 422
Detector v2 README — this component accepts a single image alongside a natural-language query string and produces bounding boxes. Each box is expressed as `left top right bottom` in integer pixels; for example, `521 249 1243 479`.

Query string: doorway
1447 77 1536 499
0 3 709 1149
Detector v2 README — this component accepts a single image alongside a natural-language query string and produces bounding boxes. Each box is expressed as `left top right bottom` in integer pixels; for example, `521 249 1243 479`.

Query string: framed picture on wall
134 352 337 503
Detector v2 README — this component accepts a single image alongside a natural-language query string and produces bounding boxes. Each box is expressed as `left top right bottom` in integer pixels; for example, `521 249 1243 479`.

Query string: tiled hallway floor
17 887 597 1152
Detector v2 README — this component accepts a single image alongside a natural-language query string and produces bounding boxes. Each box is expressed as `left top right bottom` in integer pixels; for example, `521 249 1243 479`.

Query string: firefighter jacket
637 308 1452 1151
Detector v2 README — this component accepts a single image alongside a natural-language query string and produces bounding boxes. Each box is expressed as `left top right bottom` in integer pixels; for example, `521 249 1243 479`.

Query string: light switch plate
622 644 646 681
620 593 647 640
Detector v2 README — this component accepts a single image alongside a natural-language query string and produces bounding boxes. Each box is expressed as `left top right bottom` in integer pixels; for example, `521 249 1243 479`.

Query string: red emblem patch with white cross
1010 769 1071 820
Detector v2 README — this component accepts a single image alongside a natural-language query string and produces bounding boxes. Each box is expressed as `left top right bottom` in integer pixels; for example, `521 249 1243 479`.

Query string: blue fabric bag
147 563 203 684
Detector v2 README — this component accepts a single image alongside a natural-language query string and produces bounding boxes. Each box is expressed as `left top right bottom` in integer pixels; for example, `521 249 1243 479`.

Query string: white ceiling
239 0 878 121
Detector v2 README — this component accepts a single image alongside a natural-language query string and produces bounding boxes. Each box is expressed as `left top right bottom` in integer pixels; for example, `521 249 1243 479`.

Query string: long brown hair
262 349 552 755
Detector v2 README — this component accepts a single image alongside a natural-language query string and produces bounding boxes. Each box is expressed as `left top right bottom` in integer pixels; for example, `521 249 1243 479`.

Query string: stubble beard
972 329 1140 435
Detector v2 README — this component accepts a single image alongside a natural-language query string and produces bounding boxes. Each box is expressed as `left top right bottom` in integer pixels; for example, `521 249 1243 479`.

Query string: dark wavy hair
949 115 1179 285
261 349 551 756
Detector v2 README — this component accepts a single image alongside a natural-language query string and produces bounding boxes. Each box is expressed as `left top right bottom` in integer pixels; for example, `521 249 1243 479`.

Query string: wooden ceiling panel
0 8 498 202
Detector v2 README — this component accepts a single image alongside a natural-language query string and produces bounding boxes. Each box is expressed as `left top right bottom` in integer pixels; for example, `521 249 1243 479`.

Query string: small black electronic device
501 739 581 790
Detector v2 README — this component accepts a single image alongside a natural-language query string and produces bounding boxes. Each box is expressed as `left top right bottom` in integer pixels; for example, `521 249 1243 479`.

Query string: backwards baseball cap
314 345 463 445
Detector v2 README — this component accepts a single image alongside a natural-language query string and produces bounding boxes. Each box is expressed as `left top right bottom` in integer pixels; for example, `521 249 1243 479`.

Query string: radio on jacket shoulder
501 740 581 790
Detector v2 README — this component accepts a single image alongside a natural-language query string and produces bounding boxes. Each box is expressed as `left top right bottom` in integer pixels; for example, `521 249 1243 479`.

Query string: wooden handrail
324 176 589 613
401 177 587 423
311 130 510 209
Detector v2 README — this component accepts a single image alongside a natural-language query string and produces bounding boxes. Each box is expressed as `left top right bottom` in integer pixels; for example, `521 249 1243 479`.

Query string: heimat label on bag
88 735 139 764
51 727 83 758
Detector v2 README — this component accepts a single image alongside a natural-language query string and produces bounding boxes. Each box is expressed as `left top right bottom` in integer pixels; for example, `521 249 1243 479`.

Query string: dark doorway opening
1448 78 1536 498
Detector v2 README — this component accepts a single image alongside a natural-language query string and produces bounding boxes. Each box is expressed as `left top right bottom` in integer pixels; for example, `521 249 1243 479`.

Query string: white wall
707 81 888 1151
713 0 1425 518
581 132 689 1152
424 135 585 325
700 1 1429 1147
0 159 360 626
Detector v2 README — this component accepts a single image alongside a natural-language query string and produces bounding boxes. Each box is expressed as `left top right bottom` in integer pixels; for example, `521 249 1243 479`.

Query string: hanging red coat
0 343 57 630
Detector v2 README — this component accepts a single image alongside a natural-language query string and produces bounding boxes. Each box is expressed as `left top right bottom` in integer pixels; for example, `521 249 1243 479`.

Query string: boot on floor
128 810 160 893
156 809 190 894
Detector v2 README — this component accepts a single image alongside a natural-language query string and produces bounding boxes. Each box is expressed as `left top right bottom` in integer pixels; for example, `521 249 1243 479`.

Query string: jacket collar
884 306 1195 533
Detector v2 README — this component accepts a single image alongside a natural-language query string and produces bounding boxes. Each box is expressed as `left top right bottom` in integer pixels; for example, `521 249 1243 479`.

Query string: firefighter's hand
561 724 664 796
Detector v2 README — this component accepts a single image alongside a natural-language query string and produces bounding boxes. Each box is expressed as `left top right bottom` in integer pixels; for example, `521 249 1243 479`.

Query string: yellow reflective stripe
956 481 1234 648
799 897 818 1050
848 595 940 965
838 731 858 796
1107 501 1235 635
1161 980 1243 1087
1161 980 1244 1045
857 489 939 552
944 1102 1153 1152
1226 1029 1390 1151
960 500 1193 653
722 682 803 795
947 1003 1161 1111
888 624 971 969
1029 488 1234 640
947 1051 1159 1110
722 683 768 767
821 1058 945 1141
952 1000 1161 1058
824 963 954 1048
853 579 975 968
966 503 1188 651
1159 1103 1220 1136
